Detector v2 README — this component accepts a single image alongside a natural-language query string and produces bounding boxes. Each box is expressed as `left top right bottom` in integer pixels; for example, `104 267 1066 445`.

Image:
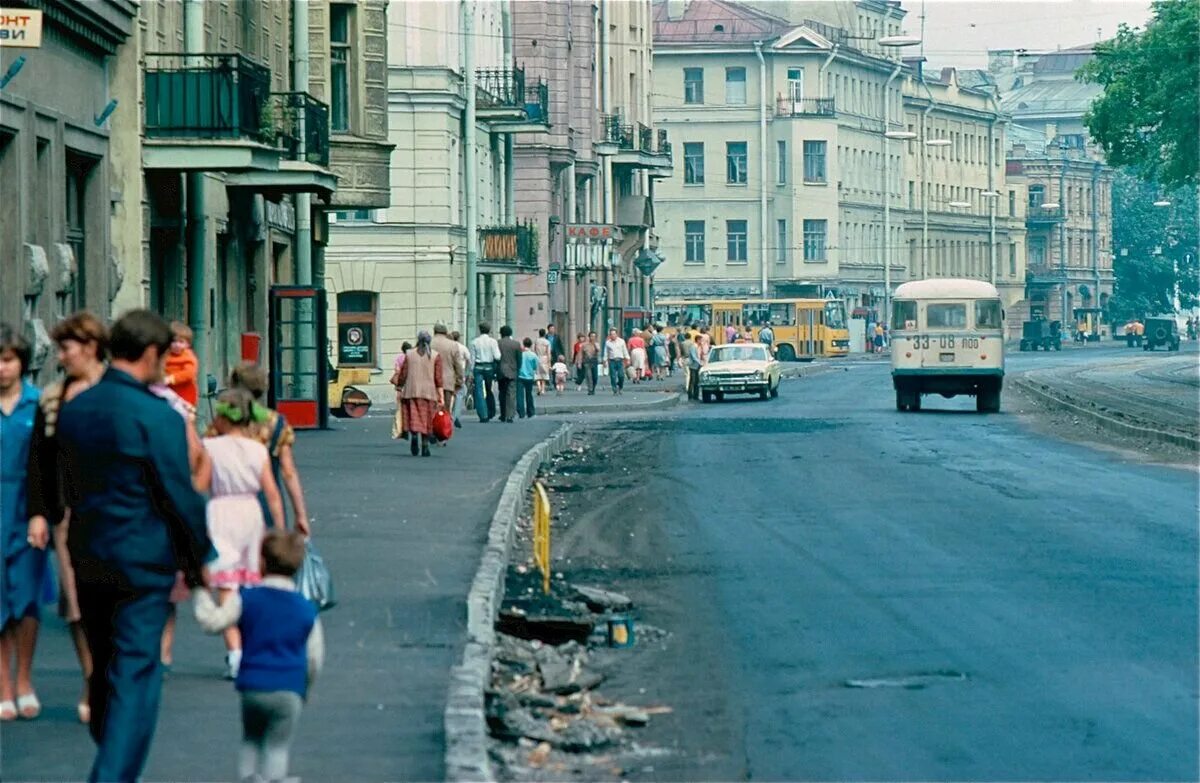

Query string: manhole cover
844 671 967 690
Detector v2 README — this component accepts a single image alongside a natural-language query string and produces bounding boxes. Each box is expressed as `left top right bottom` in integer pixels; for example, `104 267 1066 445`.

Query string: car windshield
709 346 768 363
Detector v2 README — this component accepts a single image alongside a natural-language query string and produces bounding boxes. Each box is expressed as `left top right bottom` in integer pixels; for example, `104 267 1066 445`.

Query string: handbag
389 368 402 387
432 408 453 441
297 540 336 612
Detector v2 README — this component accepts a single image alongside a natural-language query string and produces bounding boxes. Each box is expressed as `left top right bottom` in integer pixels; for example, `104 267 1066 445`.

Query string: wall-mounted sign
0 9 42 47
337 321 373 365
546 268 560 285
565 224 623 242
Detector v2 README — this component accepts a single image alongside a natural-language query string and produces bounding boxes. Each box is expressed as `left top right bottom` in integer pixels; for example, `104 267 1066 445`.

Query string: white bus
890 279 1005 413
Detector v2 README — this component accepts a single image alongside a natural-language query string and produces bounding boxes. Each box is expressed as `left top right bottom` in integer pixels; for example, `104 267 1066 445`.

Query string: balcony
475 65 550 132
1026 206 1066 225
597 114 672 173
266 92 330 167
775 96 836 118
479 222 539 274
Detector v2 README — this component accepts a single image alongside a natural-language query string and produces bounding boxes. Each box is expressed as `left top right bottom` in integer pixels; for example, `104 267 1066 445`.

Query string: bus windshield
824 300 847 329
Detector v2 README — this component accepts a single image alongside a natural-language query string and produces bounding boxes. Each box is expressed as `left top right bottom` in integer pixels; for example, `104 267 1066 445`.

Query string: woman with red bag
396 331 444 457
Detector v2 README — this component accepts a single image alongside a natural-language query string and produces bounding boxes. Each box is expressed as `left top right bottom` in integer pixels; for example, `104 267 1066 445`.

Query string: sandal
0 701 15 721
16 693 40 719
77 702 91 724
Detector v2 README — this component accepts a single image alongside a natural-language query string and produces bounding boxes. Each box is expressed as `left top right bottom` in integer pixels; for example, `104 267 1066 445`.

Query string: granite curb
444 423 574 782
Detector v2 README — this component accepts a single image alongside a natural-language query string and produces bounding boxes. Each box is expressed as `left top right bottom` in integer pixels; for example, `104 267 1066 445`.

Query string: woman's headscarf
415 330 432 356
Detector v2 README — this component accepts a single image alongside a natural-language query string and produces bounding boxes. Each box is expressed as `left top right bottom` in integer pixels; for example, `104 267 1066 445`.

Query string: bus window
687 304 713 326
926 302 967 329
769 303 796 326
742 303 770 326
974 299 1003 330
893 300 917 331
823 300 846 329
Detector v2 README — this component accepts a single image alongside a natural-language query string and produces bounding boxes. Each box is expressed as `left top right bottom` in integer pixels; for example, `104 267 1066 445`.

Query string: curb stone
539 392 681 416
444 423 574 782
1011 376 1198 451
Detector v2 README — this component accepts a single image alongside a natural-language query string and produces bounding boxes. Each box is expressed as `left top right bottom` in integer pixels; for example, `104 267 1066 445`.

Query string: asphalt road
552 351 1199 781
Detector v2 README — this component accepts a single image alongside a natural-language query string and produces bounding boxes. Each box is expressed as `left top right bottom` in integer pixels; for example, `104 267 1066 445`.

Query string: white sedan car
699 343 782 402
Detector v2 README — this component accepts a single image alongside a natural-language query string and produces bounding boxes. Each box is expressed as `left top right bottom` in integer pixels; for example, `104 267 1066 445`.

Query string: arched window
336 290 377 367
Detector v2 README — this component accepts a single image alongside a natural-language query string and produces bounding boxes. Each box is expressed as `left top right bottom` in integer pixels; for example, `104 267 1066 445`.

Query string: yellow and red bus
652 298 849 360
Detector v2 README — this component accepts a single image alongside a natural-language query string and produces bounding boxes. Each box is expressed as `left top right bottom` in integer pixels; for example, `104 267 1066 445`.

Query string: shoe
411 437 420 456
77 702 90 724
16 693 40 720
454 419 462 429
421 444 431 457
225 651 241 680
0 701 16 722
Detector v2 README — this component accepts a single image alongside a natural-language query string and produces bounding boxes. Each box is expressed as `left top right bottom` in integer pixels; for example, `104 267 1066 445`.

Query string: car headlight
753 370 764 379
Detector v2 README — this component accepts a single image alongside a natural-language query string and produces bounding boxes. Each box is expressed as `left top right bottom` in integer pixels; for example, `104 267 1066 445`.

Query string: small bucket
606 615 635 648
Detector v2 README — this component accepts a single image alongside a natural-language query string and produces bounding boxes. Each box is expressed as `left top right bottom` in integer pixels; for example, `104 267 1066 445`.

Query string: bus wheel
976 386 1001 413
776 344 797 362
702 390 713 403
895 390 908 411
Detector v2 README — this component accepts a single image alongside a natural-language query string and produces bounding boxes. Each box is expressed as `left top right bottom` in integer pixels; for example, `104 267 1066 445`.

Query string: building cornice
20 0 135 54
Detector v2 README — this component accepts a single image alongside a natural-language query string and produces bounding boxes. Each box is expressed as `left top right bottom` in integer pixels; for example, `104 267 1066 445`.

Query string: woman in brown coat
397 331 444 457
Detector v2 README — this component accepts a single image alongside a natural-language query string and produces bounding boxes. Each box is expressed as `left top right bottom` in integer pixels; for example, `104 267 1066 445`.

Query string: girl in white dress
205 389 285 679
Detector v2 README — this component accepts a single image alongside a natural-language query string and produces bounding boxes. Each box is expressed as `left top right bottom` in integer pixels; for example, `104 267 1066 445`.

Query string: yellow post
532 481 551 594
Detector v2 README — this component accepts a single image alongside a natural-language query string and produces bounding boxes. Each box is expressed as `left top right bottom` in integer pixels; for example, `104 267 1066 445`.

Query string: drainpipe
755 41 768 297
1059 146 1067 323
566 162 577 337
882 63 902 324
818 44 839 99
504 133 516 327
464 0 479 336
919 77 935 278
185 0 207 385
294 0 311 287
987 118 996 285
1091 161 1100 315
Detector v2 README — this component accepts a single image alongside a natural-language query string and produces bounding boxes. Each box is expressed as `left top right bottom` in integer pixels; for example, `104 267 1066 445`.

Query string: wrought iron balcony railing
775 96 836 117
476 65 550 125
657 128 672 160
1026 206 1066 223
144 53 271 140
480 221 539 272
267 92 330 166
602 114 670 157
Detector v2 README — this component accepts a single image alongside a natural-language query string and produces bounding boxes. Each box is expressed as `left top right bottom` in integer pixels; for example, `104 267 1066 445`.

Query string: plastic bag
432 408 453 441
297 540 336 612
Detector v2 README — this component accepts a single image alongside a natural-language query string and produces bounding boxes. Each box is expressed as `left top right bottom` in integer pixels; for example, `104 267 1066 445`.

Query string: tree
1080 0 1199 189
1107 170 1199 320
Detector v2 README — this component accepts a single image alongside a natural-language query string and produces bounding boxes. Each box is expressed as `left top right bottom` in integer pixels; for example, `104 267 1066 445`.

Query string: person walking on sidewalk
628 331 647 384
470 323 500 423
497 326 522 423
0 326 48 723
451 331 471 429
603 328 630 395
390 342 413 439
162 322 199 408
758 322 775 353
547 324 565 369
651 326 669 381
517 338 538 418
56 310 211 783
572 333 586 390
431 323 464 422
397 332 445 456
682 332 702 400
534 329 552 396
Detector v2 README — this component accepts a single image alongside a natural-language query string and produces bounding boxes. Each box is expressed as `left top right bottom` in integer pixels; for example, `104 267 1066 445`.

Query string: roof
956 69 996 91
1033 47 1096 75
652 0 792 45
893 279 1002 300
1008 123 1049 155
1001 78 1102 118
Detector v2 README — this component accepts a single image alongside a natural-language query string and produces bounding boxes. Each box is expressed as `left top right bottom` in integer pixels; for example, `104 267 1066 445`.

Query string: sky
904 0 1155 68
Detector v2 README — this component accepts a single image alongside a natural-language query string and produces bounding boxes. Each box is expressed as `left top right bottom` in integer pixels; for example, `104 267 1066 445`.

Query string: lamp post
877 33 920 327
921 137 950 278
982 190 1001 284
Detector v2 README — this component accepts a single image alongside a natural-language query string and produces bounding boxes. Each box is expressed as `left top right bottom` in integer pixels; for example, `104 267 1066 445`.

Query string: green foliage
1080 0 1199 189
1107 169 1199 319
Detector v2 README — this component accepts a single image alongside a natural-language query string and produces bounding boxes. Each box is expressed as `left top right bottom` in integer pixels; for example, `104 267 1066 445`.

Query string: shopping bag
432 408 453 441
297 540 336 612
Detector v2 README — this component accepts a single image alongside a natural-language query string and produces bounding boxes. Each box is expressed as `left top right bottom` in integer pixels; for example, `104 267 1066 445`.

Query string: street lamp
886 130 917 140
982 190 1001 197
948 201 971 208
1040 201 1060 209
924 138 951 147
878 35 922 48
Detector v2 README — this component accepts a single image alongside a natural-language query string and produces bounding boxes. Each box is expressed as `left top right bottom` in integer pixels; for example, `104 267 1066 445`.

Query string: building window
907 180 915 210
65 154 94 313
1028 185 1045 209
330 3 353 132
726 220 748 263
1008 190 1016 216
725 67 746 105
684 220 705 263
787 68 803 101
336 290 376 367
803 140 826 183
777 140 787 184
1009 243 1017 277
683 67 703 104
776 219 787 264
726 141 748 184
803 219 827 261
334 209 372 222
683 142 704 184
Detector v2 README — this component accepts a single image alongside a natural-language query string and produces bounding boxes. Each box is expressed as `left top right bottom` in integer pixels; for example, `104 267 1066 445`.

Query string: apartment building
899 66 1027 325
989 46 1114 329
651 0 910 319
323 0 549 402
0 0 137 379
511 0 670 341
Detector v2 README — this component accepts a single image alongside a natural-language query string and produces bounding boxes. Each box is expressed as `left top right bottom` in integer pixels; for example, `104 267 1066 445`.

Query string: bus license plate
939 352 955 362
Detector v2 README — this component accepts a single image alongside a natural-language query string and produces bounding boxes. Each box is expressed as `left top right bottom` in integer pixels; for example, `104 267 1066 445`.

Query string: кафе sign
564 224 622 271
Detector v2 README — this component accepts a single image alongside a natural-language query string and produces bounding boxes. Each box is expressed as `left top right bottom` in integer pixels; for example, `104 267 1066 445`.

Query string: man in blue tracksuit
58 310 210 783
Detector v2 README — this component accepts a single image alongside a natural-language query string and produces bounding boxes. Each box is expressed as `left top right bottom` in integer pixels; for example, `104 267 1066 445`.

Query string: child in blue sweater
194 531 324 783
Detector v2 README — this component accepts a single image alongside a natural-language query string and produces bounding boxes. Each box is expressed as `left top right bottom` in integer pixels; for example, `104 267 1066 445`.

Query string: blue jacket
57 368 210 590
1 381 40 556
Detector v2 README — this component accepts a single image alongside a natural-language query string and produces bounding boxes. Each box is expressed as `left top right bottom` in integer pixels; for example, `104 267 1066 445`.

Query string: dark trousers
78 577 171 783
473 369 496 421
516 379 536 418
608 359 625 392
583 361 599 394
688 367 701 399
498 377 517 421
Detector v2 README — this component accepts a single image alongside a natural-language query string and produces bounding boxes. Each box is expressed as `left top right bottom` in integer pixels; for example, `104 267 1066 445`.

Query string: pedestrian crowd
1 309 322 783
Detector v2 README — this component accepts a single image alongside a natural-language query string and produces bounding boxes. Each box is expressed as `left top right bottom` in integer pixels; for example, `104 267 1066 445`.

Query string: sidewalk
2 415 559 782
